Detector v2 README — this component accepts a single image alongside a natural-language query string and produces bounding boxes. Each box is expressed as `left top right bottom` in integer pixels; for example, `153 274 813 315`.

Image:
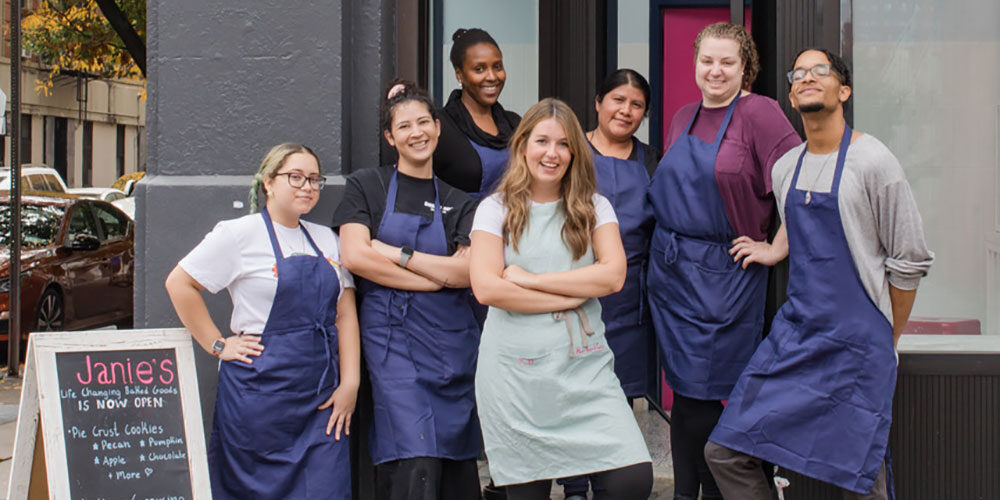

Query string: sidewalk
0 374 674 499
0 374 22 500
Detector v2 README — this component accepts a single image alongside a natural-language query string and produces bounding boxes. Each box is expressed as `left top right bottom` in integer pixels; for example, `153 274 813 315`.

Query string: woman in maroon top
647 22 800 500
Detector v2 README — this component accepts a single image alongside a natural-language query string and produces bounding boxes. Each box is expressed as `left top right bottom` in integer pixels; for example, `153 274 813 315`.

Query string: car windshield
0 204 65 248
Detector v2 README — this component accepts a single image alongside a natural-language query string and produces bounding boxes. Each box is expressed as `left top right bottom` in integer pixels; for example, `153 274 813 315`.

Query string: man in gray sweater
704 48 934 500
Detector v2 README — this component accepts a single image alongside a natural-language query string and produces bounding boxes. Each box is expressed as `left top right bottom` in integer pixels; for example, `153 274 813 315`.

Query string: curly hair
694 22 760 88
496 98 597 261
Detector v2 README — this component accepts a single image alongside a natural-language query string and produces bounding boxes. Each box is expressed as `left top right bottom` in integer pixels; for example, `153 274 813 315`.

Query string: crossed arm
469 223 626 313
339 222 471 290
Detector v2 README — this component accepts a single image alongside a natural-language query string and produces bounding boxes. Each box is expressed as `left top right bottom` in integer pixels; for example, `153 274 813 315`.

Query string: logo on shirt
271 258 347 288
423 201 454 214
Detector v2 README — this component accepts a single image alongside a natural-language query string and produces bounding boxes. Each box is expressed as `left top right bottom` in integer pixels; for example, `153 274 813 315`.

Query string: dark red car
1 195 134 351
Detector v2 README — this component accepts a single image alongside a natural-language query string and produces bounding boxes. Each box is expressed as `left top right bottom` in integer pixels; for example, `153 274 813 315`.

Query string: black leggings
506 462 652 500
374 457 481 500
671 393 725 500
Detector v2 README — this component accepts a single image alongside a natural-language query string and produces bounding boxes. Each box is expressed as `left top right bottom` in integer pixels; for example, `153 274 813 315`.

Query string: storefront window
854 0 1000 334
438 0 539 115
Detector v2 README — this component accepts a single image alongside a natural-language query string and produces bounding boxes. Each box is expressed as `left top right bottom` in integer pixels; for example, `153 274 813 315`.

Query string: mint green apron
475 200 651 486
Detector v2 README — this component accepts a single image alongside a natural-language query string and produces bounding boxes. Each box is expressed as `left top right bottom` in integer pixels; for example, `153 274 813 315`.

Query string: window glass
67 205 99 240
854 0 1000 334
43 175 65 192
439 0 539 115
0 204 64 248
105 191 125 202
92 204 129 241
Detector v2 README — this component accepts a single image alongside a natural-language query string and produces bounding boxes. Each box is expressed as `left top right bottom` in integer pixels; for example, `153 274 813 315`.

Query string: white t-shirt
471 193 618 238
179 213 355 334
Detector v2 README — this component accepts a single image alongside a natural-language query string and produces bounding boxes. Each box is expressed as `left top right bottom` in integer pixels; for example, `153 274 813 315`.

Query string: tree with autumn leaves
22 0 145 95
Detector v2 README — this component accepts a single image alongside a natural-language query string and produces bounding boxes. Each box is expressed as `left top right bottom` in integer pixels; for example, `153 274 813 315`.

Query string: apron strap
682 91 743 144
790 123 853 194
315 321 334 395
260 206 285 260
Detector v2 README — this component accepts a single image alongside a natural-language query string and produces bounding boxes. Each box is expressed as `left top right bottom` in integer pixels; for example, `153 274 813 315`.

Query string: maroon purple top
665 93 801 241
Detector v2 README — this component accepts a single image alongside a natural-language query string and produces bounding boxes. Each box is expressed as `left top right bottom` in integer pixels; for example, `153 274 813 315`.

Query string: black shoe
483 480 507 500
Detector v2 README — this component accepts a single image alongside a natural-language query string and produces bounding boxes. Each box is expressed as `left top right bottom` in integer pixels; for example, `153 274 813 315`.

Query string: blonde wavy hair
248 143 320 214
497 98 596 261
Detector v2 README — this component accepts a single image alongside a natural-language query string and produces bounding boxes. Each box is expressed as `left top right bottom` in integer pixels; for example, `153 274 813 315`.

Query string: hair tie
387 83 406 99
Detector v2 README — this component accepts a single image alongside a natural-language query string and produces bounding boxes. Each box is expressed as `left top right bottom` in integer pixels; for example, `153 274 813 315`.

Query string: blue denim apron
358 169 481 464
647 92 769 400
468 138 509 200
208 207 349 499
593 144 654 397
710 126 897 495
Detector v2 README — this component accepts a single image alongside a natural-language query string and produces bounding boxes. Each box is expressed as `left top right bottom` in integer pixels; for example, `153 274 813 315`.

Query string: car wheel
36 288 64 331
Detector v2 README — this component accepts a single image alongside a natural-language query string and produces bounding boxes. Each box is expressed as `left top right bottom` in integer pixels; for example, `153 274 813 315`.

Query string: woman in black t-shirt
434 28 520 200
333 81 481 500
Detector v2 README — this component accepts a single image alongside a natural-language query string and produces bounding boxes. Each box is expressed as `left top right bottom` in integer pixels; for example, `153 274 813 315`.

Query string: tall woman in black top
434 28 520 200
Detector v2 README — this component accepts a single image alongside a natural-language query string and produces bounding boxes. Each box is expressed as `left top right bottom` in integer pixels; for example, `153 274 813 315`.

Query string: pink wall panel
661 8 751 151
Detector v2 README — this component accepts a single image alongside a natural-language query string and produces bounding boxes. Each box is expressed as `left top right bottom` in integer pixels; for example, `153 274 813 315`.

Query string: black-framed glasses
787 64 834 84
275 172 326 190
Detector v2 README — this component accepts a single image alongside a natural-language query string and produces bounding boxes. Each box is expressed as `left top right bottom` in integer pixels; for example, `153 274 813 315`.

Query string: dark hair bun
449 28 500 69
380 79 437 132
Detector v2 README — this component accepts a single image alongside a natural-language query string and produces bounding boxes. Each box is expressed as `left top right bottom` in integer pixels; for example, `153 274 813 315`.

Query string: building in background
1 0 145 188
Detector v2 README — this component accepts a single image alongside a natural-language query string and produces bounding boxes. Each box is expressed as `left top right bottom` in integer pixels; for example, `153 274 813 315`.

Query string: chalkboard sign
7 329 211 500
56 349 193 499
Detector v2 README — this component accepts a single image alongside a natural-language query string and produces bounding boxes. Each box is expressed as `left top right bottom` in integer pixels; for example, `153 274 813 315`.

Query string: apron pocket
498 351 565 430
235 389 312 454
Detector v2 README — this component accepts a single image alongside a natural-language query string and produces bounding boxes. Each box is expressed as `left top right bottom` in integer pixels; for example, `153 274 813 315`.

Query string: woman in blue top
558 69 660 500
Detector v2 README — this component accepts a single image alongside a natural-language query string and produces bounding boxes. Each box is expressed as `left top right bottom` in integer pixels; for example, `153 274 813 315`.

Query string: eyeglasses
275 172 326 190
786 64 835 84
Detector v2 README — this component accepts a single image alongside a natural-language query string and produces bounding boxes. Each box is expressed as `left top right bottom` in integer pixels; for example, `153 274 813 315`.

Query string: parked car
0 165 69 194
72 187 136 219
0 195 134 353
112 171 145 196
65 187 129 203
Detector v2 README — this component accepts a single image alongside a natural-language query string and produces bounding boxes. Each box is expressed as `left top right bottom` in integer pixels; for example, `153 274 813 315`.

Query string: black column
538 0 609 130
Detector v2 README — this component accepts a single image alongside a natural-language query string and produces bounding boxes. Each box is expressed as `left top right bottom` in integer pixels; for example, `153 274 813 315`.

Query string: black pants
506 462 652 500
671 393 724 500
375 457 481 500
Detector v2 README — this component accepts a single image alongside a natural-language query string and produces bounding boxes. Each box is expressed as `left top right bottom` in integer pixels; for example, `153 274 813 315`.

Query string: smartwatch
211 338 226 357
399 246 414 268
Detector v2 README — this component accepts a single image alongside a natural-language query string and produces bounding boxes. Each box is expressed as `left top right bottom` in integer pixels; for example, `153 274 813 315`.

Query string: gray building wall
139 0 395 438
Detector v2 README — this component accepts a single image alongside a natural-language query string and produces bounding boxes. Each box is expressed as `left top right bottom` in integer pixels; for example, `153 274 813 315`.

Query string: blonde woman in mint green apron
470 98 652 500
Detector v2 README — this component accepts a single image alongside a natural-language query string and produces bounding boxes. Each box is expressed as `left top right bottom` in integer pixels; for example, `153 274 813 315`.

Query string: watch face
213 339 226 353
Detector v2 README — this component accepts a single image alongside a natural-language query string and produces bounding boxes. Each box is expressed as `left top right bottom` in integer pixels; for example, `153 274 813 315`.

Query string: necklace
804 151 836 205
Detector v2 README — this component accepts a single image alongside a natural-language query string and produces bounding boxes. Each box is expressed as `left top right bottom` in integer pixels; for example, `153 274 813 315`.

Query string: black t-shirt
331 166 477 255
